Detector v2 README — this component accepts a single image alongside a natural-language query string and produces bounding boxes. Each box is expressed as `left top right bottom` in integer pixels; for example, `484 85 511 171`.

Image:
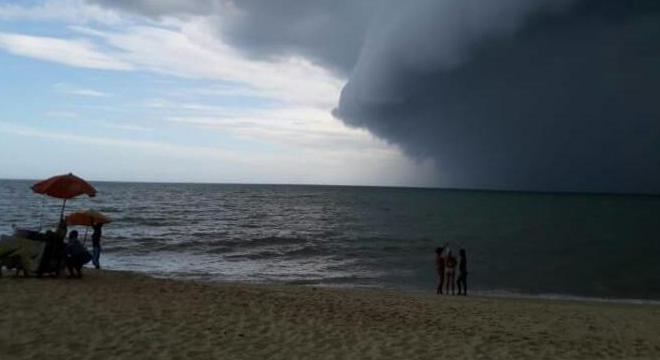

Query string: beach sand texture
1 271 659 360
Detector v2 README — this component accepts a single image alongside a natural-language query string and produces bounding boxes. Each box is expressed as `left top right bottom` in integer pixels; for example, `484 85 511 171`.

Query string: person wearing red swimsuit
445 250 457 295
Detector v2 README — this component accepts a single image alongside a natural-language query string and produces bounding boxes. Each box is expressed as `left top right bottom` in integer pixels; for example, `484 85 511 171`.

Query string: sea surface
1 179 659 301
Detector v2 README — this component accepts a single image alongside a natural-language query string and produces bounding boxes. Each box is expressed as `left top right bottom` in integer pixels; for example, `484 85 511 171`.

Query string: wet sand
1 270 659 359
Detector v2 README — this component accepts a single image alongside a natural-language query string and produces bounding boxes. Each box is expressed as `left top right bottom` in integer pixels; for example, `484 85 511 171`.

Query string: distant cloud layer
89 0 217 18
90 0 660 193
0 32 133 70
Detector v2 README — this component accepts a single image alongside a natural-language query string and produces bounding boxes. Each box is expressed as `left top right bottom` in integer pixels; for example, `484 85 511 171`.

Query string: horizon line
1 177 659 198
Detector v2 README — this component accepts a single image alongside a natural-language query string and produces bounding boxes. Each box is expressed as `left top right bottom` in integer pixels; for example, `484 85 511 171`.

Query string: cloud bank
90 0 660 193
339 0 660 193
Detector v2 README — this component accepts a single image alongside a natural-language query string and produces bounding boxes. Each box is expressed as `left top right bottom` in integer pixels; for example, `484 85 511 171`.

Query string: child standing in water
435 247 445 294
457 249 468 295
445 250 457 295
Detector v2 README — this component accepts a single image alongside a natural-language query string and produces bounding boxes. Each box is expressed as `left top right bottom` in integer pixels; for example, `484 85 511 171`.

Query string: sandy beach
1 271 659 360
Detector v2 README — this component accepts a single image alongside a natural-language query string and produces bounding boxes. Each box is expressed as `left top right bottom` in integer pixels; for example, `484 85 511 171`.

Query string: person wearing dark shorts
457 248 468 295
91 222 103 269
435 247 445 294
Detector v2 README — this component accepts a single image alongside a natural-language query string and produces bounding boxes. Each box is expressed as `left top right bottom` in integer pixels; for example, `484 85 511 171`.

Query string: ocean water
1 179 659 300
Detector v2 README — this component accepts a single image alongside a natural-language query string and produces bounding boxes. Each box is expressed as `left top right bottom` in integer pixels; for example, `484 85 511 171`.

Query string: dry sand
1 270 659 360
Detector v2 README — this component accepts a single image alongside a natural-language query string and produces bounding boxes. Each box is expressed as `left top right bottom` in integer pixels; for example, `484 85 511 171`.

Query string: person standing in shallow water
91 222 103 269
457 249 468 295
435 247 445 294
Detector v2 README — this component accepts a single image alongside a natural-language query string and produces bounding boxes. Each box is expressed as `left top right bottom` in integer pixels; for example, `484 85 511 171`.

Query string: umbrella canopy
32 173 97 220
32 173 96 199
66 210 111 226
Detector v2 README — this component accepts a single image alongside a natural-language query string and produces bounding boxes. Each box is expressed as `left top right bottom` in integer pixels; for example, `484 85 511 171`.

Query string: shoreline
468 289 660 307
2 270 659 359
105 266 660 307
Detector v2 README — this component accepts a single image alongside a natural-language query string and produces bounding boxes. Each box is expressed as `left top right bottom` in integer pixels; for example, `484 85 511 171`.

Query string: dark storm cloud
89 0 660 193
216 0 377 75
338 0 660 193
89 0 377 75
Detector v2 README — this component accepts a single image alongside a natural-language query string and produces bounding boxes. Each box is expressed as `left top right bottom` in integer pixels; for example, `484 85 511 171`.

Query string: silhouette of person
66 230 84 278
56 217 68 240
53 217 68 276
37 230 57 277
457 249 468 295
445 250 457 295
435 247 445 294
91 222 103 269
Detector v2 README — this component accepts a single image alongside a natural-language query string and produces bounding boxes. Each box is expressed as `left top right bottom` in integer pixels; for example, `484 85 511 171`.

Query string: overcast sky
0 0 436 187
1 1 658 193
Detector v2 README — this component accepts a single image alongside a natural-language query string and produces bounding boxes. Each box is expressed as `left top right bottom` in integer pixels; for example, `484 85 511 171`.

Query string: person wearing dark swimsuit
457 249 468 295
91 222 103 269
435 247 445 294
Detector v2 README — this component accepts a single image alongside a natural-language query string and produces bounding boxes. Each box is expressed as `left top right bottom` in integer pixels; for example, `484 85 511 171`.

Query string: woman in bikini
445 250 457 295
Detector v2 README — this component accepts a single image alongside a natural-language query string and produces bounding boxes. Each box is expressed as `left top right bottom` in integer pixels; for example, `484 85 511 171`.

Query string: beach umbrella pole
59 199 67 220
39 197 45 231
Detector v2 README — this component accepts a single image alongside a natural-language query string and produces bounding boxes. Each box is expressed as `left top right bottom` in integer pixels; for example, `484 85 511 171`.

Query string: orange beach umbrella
31 173 97 219
66 210 111 226
32 173 96 199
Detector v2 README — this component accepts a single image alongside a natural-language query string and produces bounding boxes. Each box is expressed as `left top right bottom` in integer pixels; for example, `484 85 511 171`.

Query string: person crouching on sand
65 230 89 278
457 249 468 296
435 247 445 294
445 250 457 295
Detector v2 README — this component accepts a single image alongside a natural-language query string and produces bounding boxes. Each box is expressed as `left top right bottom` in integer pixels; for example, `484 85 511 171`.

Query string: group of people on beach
37 218 104 278
1 218 104 278
61 219 104 278
435 246 468 295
